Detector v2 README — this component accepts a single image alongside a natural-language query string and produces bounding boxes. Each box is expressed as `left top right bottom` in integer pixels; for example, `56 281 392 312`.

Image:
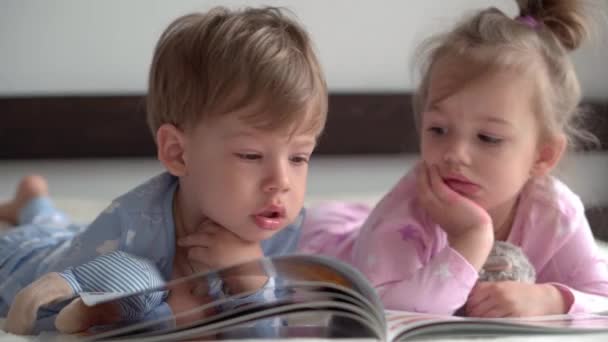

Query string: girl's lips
444 178 480 196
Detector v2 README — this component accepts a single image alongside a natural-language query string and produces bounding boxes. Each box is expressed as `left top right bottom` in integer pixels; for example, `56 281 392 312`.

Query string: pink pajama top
299 170 608 314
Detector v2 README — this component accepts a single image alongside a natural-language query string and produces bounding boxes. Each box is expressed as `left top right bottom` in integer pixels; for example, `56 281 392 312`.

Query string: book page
385 310 608 341
71 254 386 341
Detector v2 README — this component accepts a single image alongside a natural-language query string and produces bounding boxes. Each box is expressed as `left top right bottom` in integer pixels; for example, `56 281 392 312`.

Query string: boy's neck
172 187 196 239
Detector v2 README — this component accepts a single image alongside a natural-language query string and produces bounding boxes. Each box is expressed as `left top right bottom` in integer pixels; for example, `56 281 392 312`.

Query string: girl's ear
157 124 188 177
531 135 566 177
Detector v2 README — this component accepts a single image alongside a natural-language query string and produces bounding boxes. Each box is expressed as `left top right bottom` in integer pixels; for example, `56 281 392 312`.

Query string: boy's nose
263 163 290 193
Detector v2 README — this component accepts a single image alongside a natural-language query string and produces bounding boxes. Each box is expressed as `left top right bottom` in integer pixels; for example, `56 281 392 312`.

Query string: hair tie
516 15 541 29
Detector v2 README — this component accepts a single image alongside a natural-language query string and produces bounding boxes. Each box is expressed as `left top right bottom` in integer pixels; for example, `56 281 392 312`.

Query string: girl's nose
443 139 471 166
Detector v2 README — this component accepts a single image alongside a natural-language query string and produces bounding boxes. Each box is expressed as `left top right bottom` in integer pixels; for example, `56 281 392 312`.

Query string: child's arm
4 201 135 335
464 281 567 317
465 201 608 317
358 163 494 314
43 200 131 275
4 272 74 335
5 251 167 334
537 207 608 314
415 163 495 270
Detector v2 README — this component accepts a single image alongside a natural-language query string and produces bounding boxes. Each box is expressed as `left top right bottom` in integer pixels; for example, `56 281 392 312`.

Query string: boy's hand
166 281 215 327
5 272 74 335
55 299 122 333
465 282 569 317
416 162 494 270
178 220 264 273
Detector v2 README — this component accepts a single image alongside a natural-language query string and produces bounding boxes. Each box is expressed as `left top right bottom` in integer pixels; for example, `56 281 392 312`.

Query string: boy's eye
290 155 310 164
428 126 446 135
235 153 261 160
478 134 502 144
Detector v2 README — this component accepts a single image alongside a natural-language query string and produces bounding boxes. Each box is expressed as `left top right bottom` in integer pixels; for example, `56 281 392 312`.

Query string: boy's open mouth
260 210 281 219
253 206 286 230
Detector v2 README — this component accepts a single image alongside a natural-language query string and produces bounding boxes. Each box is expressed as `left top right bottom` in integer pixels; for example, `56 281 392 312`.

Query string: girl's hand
465 281 569 317
178 220 264 273
416 162 492 238
416 162 494 269
5 272 74 335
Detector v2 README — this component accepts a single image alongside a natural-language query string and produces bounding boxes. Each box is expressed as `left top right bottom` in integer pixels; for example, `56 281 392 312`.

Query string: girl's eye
235 153 261 160
478 134 502 144
428 126 446 135
290 155 310 164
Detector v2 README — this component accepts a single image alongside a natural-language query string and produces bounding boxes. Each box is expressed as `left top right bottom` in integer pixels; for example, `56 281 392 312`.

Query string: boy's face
419 59 555 220
176 108 317 243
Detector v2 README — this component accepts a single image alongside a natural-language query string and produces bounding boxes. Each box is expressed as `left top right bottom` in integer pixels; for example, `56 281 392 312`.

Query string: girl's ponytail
516 0 591 51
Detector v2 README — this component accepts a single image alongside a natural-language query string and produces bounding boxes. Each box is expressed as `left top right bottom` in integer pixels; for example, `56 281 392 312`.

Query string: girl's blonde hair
147 6 327 138
414 0 599 149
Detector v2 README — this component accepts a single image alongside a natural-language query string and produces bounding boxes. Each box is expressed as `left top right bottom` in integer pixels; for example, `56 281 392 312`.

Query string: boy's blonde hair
414 0 599 149
147 6 327 138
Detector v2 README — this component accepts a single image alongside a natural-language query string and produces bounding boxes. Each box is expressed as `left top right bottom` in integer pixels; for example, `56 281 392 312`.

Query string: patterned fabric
299 169 608 314
60 250 167 321
0 172 303 333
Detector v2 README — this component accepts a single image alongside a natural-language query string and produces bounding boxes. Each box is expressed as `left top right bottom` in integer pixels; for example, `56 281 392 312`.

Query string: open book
45 254 608 341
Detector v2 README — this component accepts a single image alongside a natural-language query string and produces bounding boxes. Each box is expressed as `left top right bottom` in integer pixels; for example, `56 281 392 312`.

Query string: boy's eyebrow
290 136 317 147
221 130 260 140
221 130 317 146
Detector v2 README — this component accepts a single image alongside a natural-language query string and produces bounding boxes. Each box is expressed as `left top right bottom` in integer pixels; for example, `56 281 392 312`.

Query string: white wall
1 0 606 97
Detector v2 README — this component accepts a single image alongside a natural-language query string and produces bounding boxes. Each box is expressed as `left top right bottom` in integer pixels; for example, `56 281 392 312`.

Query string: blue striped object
59 251 167 321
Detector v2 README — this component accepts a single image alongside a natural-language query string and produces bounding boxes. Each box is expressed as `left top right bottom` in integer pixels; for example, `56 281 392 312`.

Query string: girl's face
419 58 554 221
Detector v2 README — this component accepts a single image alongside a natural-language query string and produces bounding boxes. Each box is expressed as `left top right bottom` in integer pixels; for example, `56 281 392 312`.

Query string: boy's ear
156 124 188 177
531 135 566 177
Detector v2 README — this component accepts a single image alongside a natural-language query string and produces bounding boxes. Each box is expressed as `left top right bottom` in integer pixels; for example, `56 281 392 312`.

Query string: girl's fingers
416 162 440 208
466 296 495 317
428 164 458 203
464 283 491 313
478 307 510 318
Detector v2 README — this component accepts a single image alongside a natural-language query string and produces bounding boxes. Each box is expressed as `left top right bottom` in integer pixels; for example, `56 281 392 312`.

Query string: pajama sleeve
44 200 131 273
355 222 480 314
58 250 168 321
539 208 608 313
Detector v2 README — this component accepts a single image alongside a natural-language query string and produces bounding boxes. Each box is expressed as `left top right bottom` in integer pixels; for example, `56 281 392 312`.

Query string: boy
1 6 327 335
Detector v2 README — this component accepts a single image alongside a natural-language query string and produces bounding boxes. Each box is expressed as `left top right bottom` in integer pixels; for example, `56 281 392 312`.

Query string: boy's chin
236 226 283 243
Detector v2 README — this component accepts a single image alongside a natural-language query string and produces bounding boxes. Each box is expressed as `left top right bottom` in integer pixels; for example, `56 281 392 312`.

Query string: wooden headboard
1 94 607 158
1 93 607 240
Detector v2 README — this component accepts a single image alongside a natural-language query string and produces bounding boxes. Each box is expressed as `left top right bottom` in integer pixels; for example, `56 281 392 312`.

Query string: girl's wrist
448 227 494 270
543 284 571 314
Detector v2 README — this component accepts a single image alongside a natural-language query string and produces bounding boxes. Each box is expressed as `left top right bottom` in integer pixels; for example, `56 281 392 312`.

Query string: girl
299 0 608 318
